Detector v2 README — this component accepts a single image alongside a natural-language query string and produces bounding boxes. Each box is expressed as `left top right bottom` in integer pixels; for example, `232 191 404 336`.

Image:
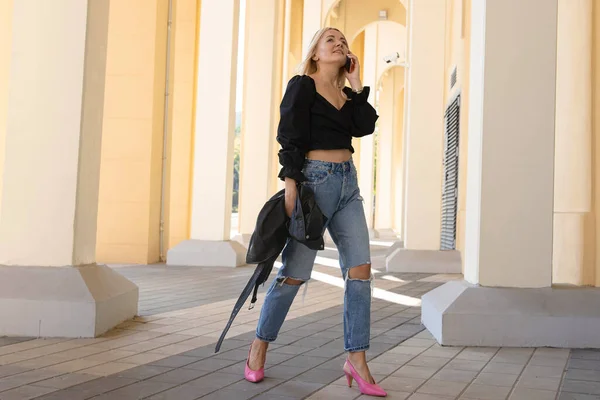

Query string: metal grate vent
450 66 458 89
440 95 460 250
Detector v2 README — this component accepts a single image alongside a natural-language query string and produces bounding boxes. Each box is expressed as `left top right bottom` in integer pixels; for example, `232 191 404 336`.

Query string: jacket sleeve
344 86 379 138
277 75 315 182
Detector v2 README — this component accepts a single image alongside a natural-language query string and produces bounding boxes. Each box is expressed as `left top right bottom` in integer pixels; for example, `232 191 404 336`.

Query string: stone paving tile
306 384 362 399
251 393 300 400
559 393 600 400
33 376 138 400
6 262 600 399
517 375 562 391
0 338 35 348
379 376 427 392
0 366 32 380
0 384 57 400
148 367 211 385
510 387 557 400
431 368 478 383
562 379 600 394
393 366 439 380
460 383 512 399
264 365 312 380
91 380 178 399
279 355 330 370
572 350 600 361
21 270 420 399
31 373 97 390
265 380 325 398
569 359 600 372
472 372 519 387
565 369 600 382
416 379 468 396
113 364 174 381
294 368 344 385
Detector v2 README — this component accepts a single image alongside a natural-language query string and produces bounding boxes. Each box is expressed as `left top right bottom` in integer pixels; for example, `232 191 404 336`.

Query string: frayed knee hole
348 264 371 280
277 277 304 286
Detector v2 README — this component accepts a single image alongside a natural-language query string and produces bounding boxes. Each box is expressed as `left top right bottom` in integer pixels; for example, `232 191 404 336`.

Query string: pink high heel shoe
244 346 264 383
344 359 387 397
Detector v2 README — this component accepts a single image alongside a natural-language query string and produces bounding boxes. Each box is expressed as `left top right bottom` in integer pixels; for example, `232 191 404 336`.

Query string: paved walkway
0 243 598 399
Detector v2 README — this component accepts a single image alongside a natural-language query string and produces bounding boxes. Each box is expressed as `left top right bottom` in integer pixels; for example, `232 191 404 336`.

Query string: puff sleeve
343 86 379 138
276 75 315 183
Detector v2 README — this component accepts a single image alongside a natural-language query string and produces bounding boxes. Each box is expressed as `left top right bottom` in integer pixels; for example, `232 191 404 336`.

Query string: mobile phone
344 56 352 72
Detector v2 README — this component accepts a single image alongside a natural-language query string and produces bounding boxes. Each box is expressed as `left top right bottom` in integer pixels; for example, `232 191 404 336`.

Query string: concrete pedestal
386 249 462 273
0 265 138 338
166 240 247 267
374 228 399 240
422 280 600 348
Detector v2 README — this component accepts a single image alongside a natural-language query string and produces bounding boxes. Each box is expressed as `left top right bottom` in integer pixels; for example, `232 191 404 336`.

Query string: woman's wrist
284 178 297 192
349 79 363 92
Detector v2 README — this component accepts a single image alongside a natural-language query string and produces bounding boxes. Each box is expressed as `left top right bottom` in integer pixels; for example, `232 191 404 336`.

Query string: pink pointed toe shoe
343 359 387 397
244 346 264 383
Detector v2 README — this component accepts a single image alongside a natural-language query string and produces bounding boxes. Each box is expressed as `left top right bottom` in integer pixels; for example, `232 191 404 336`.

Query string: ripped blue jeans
256 158 372 352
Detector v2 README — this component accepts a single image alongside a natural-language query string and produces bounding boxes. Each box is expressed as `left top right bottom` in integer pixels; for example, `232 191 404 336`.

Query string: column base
166 239 247 267
232 233 251 248
422 280 600 348
386 249 462 273
0 264 138 338
373 228 399 240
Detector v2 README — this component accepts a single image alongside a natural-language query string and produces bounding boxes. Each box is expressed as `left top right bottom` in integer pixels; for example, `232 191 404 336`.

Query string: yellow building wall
457 0 471 263
164 0 198 252
96 0 169 264
351 30 365 173
594 0 600 286
328 0 406 42
0 0 13 223
288 0 304 78
442 0 470 263
392 73 405 233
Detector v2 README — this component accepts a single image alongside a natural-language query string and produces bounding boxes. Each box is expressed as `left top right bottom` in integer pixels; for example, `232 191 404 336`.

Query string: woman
245 27 385 397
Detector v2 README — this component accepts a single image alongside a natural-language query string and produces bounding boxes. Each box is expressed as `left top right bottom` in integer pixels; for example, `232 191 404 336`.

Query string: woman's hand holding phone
344 53 362 91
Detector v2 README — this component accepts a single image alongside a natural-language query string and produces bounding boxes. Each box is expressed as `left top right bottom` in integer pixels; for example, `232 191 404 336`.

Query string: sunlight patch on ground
273 261 421 307
369 240 397 247
380 275 405 282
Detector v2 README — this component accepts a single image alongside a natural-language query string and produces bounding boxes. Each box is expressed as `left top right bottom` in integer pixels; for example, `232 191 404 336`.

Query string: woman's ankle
347 351 367 365
252 338 269 350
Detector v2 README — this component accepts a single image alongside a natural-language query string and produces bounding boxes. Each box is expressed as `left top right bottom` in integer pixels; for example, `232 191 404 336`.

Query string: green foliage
232 135 241 213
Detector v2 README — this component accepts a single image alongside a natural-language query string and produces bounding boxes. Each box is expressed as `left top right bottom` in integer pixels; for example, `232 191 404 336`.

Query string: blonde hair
298 27 348 90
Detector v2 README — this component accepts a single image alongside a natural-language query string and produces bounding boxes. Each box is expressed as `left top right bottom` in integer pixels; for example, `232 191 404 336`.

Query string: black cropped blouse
276 75 379 182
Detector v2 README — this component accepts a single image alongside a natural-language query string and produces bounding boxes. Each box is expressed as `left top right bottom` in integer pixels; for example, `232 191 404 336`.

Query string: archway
324 0 406 41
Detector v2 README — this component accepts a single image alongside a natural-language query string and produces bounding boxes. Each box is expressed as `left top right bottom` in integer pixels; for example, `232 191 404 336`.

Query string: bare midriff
306 149 352 163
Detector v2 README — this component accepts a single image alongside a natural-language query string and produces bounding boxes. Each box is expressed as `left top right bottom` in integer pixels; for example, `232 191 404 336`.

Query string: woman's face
313 29 349 67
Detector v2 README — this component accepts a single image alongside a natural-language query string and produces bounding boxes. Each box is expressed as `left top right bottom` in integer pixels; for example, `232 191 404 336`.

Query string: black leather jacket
215 184 327 352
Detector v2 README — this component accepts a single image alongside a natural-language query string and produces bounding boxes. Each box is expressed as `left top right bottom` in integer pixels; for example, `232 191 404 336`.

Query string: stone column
302 0 323 57
0 0 138 337
392 84 405 235
421 0 600 348
237 0 284 244
401 0 446 250
358 24 378 233
0 0 12 216
96 0 170 264
374 69 403 239
553 0 593 286
374 71 394 235
167 0 246 267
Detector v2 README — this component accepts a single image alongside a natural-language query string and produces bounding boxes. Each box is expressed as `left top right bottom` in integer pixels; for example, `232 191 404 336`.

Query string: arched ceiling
377 65 405 92
323 0 407 41
348 21 406 88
